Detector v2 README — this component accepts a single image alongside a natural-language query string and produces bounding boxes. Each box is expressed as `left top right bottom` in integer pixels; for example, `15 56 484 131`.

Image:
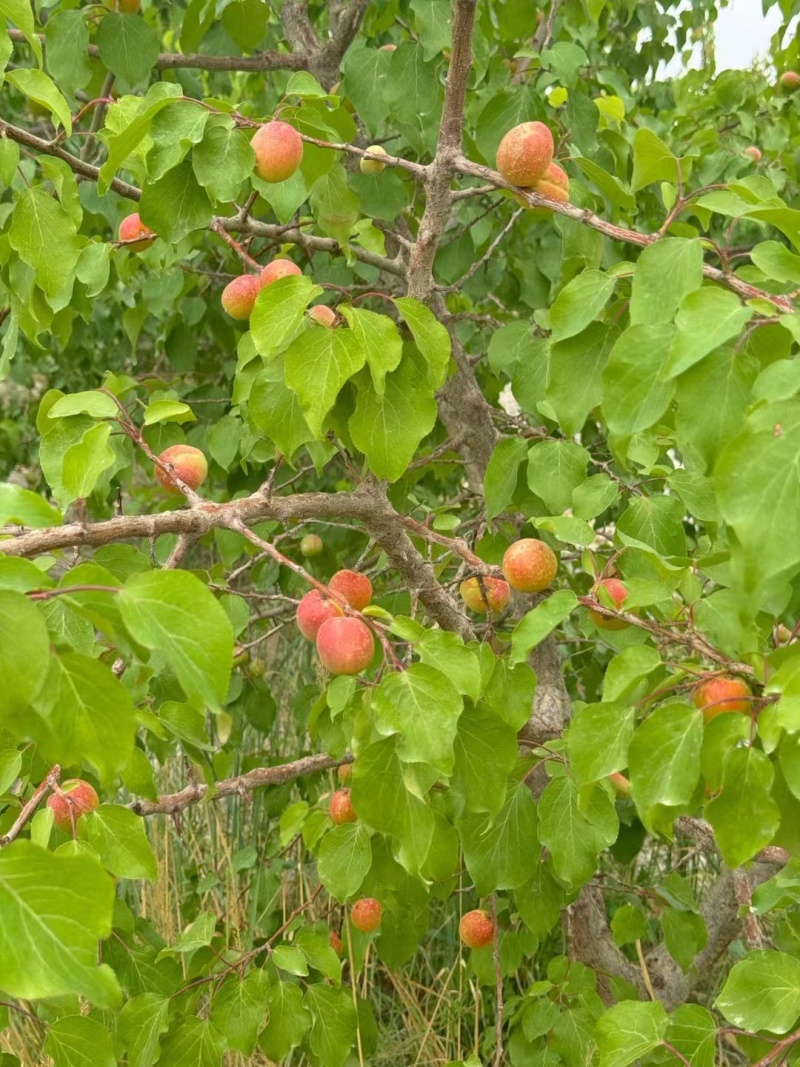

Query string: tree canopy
2 0 800 1065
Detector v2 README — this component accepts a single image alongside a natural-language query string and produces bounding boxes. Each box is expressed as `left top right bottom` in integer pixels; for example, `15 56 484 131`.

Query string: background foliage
3 0 800 1064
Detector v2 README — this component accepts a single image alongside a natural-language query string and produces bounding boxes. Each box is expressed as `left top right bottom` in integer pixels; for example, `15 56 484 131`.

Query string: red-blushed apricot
588 577 630 630
155 445 208 493
296 590 343 641
459 576 510 613
693 677 753 722
308 305 337 328
221 274 261 320
328 569 373 611
459 909 494 949
337 762 353 783
608 771 632 798
360 146 388 174
261 258 302 287
329 788 357 825
351 897 382 932
496 122 554 187
329 930 344 955
744 146 762 162
316 617 374 675
300 533 324 557
251 120 303 182
118 212 156 251
47 779 99 833
532 161 570 208
780 71 800 91
502 539 557 593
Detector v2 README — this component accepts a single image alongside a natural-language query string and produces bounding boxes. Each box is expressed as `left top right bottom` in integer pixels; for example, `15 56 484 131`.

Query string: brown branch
7 28 306 74
453 156 795 314
130 752 344 816
0 118 140 201
0 764 60 847
733 867 763 949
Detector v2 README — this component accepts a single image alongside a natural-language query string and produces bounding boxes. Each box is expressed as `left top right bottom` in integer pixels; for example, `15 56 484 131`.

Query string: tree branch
130 752 343 816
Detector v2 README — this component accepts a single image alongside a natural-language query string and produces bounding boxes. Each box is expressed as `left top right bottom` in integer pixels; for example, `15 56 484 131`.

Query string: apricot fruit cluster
496 122 569 207
295 569 375 675
47 779 99 833
221 257 302 321
155 444 208 493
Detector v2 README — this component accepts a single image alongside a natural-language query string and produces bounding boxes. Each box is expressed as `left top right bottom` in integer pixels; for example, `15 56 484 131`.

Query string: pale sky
659 0 794 75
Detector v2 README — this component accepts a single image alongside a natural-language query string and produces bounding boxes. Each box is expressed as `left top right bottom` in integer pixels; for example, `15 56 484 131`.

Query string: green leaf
6 69 71 135
304 985 358 1067
139 158 213 243
249 357 315 458
78 805 157 881
527 439 590 513
285 327 366 437
705 747 780 867
549 270 615 342
118 571 234 710
8 187 80 298
510 590 577 667
0 590 50 726
611 903 648 946
192 116 255 203
309 162 360 246
416 630 481 702
146 101 207 182
97 84 182 194
209 972 269 1057
44 11 92 98
482 660 537 730
317 823 371 902
259 982 310 1062
664 1005 716 1067
716 951 800 1035
43 1015 115 1067
373 664 462 773
142 400 195 426
341 45 392 136
0 841 118 1006
250 275 321 360
572 155 636 211
273 945 308 976
96 12 160 86
339 306 403 396
602 646 661 702
537 777 618 887
715 400 800 578
393 296 451 388
545 324 616 436
411 0 452 59
629 703 702 834
484 437 528 519
119 994 170 1067
30 652 136 782
572 473 619 520
567 702 635 787
751 240 800 283
595 1001 668 1066
602 324 676 436
61 423 116 504
617 495 687 557
349 346 436 479
452 702 519 815
156 1018 227 1067
350 737 434 873
661 288 752 380
458 780 539 895
631 128 680 191
629 238 703 326
0 0 42 64
662 908 707 971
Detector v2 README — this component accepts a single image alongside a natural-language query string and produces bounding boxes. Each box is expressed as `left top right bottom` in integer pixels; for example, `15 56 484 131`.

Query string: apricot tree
1 1 800 1065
